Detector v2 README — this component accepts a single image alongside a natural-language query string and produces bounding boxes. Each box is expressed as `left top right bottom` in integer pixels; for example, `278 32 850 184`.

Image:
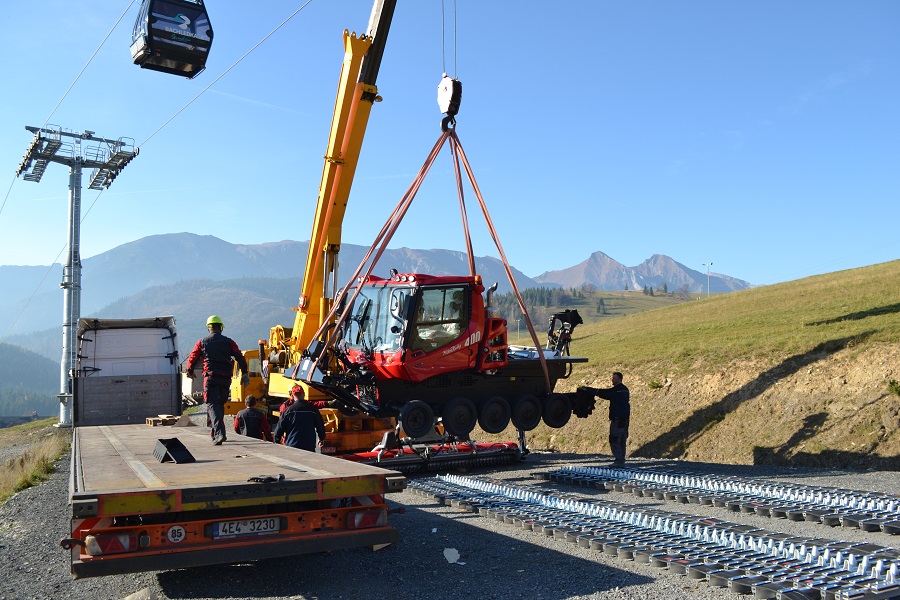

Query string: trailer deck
67 423 406 578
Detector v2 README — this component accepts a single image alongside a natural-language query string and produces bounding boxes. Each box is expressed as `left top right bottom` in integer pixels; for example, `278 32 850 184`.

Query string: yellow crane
228 1 398 454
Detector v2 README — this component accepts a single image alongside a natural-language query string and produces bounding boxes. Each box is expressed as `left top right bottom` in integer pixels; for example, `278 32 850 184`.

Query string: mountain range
0 233 751 360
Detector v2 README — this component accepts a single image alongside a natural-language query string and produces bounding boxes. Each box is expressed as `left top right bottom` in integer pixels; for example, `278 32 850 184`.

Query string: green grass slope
510 260 900 470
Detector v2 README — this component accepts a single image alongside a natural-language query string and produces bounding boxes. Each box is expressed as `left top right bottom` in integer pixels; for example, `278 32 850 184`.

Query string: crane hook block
437 74 463 119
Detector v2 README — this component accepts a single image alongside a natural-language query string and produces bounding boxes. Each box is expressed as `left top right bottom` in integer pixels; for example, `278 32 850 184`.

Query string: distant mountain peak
0 236 751 340
535 250 751 293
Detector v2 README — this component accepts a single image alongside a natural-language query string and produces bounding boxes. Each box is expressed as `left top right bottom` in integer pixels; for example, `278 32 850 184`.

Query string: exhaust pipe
486 282 499 317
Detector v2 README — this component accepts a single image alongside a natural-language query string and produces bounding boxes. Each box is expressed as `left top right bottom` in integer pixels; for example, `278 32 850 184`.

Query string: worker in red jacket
186 315 249 445
234 395 273 441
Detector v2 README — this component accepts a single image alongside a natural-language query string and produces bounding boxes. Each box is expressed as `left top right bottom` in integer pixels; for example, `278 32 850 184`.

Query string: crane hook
437 74 462 132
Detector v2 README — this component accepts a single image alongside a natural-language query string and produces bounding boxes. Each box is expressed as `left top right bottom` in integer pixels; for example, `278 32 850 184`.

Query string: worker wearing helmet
186 315 249 445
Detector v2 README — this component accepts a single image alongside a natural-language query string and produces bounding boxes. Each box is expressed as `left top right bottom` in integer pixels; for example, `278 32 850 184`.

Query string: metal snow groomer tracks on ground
543 466 900 535
408 475 900 599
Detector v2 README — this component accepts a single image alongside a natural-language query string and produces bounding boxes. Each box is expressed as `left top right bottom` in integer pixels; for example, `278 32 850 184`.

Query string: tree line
0 387 56 418
0 343 58 417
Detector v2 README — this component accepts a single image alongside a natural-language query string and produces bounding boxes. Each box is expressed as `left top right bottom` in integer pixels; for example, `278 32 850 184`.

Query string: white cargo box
77 317 179 377
74 317 182 426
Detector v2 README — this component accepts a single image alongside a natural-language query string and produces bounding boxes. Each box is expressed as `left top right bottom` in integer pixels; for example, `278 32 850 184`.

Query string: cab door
403 285 478 382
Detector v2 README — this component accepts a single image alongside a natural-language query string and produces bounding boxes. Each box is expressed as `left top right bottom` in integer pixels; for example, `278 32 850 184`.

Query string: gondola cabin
131 0 213 78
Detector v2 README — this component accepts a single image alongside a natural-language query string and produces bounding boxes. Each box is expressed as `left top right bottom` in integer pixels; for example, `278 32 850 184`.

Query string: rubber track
408 474 900 599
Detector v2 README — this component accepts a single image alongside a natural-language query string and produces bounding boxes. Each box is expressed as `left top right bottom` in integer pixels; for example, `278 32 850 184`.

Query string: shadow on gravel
155 500 655 600
631 333 874 462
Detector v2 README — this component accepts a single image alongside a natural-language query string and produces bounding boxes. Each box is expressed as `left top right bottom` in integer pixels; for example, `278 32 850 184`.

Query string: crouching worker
234 395 273 442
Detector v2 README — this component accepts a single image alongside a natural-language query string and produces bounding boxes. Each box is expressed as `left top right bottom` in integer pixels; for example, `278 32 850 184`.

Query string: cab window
410 286 468 353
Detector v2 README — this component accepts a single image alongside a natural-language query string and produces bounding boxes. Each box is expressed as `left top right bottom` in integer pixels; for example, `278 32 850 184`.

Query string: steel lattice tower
16 125 139 426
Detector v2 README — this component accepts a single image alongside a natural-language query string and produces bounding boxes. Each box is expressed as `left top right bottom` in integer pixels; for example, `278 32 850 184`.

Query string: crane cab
130 0 213 79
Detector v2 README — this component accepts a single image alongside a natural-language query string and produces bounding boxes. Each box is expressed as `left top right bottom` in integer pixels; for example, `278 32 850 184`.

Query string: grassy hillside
501 288 689 345
573 260 900 372
490 260 900 470
5 260 899 471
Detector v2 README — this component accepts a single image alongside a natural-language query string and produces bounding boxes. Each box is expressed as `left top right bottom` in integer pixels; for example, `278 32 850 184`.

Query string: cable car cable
2 241 68 339
5 1 320 335
2 184 110 339
2 2 135 336
140 0 316 147
0 1 137 223
0 179 15 221
41 1 139 133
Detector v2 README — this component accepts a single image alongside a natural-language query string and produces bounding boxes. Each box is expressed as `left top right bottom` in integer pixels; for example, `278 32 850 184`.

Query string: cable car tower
15 125 139 427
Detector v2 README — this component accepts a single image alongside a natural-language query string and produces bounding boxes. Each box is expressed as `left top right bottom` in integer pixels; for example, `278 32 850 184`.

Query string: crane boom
266 0 397 401
226 1 592 464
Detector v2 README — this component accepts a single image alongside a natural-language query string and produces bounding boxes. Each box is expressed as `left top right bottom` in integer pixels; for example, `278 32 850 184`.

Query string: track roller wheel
478 396 511 434
541 393 572 428
511 394 542 431
399 400 435 439
441 397 477 437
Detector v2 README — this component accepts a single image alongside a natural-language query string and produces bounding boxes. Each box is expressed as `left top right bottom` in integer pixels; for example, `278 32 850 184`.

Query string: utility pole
702 262 713 299
16 125 139 427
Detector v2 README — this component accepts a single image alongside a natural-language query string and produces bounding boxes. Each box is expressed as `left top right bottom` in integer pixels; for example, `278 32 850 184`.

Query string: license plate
212 517 281 539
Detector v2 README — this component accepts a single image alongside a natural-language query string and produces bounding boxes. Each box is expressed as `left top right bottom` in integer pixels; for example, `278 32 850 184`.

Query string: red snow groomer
295 272 594 472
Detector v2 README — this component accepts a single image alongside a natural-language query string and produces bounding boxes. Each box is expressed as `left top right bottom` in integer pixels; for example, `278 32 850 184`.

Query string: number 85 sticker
167 525 186 543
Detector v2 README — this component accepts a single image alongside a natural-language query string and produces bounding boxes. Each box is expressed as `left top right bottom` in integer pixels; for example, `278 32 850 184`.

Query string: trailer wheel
399 400 435 439
441 397 477 437
477 396 511 434
541 393 572 428
511 394 542 431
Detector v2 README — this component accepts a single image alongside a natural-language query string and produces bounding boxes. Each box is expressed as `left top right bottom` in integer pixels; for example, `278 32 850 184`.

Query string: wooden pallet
146 415 178 426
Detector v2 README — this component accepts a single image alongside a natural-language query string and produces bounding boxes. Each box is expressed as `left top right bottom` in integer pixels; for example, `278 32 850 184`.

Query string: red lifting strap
305 129 552 393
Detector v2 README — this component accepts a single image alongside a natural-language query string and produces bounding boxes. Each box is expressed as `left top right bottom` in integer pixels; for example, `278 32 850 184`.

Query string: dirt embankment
5 346 898 473
547 342 900 470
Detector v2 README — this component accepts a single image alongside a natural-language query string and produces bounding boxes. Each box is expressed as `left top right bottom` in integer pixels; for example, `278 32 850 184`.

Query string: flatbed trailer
65 423 406 578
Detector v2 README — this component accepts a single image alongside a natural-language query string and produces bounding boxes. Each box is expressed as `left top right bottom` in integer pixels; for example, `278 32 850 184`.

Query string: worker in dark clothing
234 395 273 441
281 384 331 414
583 372 630 465
273 385 326 452
186 315 249 445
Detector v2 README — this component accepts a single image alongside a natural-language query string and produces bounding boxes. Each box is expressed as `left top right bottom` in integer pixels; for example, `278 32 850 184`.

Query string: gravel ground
0 441 36 465
1 445 899 600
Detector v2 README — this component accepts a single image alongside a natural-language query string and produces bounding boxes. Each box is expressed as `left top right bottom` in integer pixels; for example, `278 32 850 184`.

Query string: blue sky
0 1 897 286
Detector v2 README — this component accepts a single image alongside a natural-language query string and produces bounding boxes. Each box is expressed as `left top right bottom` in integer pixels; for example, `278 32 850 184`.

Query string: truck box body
66 317 405 578
74 317 181 426
75 375 179 426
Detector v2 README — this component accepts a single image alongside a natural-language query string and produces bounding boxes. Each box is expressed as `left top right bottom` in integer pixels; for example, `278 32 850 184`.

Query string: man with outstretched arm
581 372 630 465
